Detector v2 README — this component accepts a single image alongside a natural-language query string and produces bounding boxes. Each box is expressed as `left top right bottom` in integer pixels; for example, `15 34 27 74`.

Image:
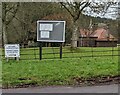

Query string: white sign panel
5 44 20 58
40 24 53 31
41 31 50 38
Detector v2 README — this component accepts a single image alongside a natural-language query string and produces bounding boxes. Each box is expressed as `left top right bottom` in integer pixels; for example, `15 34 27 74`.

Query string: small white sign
40 24 53 31
41 31 50 38
5 44 20 58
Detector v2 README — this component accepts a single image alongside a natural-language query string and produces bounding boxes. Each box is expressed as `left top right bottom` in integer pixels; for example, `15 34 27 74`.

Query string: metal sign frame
37 20 66 42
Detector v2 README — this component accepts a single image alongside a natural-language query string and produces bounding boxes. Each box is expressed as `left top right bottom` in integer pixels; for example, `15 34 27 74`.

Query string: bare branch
6 3 20 25
6 4 16 13
74 2 91 21
60 2 74 18
80 2 91 12
8 10 27 25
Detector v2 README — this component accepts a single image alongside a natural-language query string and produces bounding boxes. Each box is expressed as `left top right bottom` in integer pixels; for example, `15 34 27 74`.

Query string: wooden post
16 57 19 61
6 57 9 62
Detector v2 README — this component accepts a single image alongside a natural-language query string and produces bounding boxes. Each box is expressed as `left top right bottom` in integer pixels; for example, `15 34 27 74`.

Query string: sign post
37 20 65 60
39 42 42 60
5 44 20 62
60 43 62 59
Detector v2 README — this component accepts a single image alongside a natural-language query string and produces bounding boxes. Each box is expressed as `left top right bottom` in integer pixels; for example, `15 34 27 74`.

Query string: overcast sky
83 1 119 20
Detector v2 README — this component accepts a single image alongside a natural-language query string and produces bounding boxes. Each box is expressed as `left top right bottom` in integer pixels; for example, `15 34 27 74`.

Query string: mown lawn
2 47 119 88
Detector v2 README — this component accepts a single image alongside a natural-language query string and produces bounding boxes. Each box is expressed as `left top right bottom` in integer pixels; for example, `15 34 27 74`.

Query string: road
2 84 118 93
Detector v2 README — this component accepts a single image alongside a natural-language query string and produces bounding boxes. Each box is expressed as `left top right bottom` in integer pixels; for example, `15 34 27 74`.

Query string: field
2 47 119 88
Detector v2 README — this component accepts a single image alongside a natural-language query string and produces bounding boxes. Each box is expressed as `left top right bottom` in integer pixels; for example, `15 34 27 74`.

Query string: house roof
80 28 117 41
80 29 92 37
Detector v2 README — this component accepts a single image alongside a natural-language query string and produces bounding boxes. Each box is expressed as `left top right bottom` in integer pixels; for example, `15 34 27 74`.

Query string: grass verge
2 56 118 88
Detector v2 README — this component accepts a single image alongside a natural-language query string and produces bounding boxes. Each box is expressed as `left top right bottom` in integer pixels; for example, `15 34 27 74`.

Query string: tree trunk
2 3 7 46
71 21 79 48
2 23 7 45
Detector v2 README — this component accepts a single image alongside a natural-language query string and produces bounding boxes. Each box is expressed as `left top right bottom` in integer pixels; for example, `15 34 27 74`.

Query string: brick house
78 28 118 47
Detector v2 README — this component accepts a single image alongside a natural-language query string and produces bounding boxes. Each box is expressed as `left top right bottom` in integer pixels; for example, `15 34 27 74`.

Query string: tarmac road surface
2 84 119 93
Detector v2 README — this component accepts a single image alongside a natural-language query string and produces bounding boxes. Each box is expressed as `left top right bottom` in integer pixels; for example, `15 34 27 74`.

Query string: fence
1 45 119 60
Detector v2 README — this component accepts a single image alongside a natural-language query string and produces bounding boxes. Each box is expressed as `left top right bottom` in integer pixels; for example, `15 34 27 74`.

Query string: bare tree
117 2 120 44
2 2 20 45
60 1 90 48
60 1 117 48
